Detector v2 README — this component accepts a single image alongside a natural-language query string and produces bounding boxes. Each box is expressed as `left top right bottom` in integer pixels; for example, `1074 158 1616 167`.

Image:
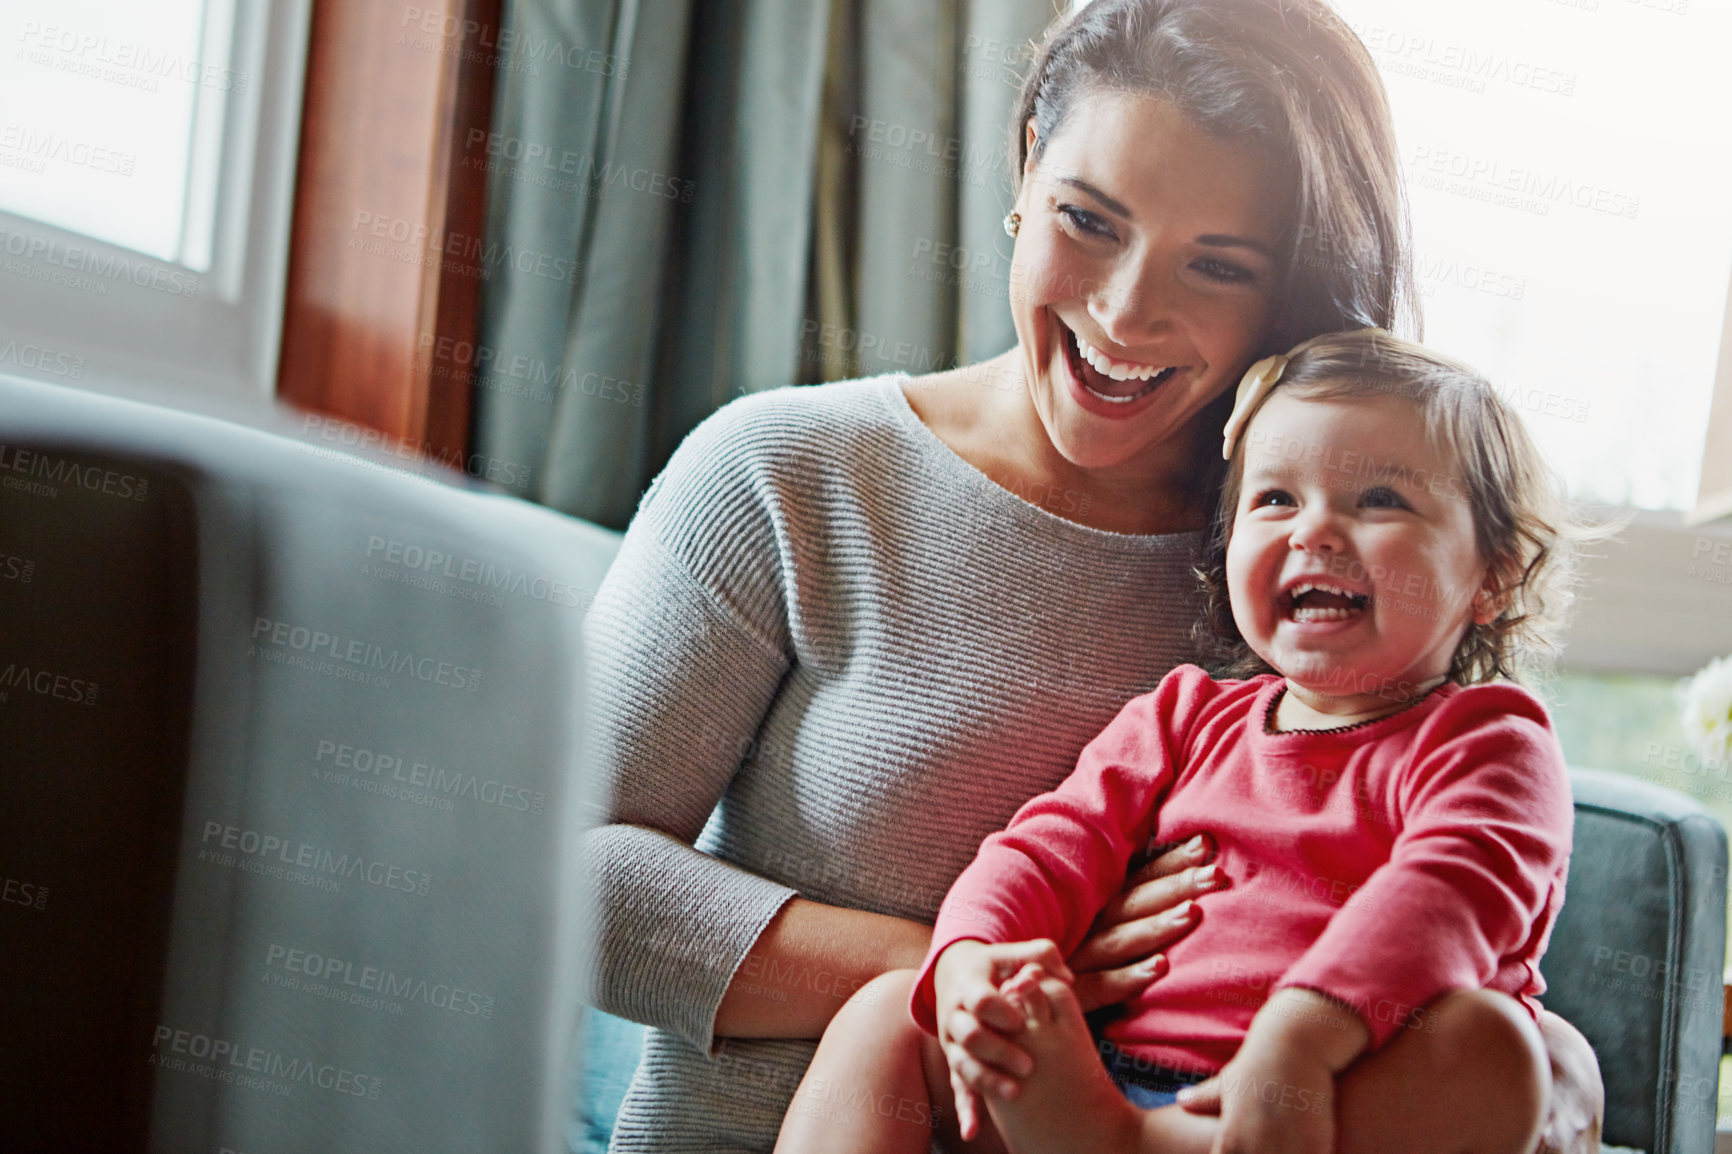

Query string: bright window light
0 0 239 271
1329 0 1732 511
1076 0 1729 511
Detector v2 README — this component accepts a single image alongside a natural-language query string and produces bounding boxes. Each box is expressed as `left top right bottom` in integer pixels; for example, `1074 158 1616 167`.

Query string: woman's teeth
1075 334 1172 382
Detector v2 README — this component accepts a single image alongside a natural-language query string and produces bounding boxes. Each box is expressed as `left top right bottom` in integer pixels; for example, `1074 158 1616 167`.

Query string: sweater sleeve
1274 685 1575 1049
909 666 1218 1034
579 399 800 1055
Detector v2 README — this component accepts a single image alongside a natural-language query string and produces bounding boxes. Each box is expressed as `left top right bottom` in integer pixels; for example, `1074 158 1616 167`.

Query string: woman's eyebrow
1054 176 1274 258
1056 176 1131 219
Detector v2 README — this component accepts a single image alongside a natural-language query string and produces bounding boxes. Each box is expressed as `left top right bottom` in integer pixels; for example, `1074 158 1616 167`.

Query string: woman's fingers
1066 844 1222 1012
1069 898 1200 973
1071 953 1167 1013
1097 858 1223 927
1139 834 1214 881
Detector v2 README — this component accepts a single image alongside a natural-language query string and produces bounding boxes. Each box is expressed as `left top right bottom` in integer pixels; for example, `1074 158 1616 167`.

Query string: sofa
1 373 1723 1153
0 372 618 1153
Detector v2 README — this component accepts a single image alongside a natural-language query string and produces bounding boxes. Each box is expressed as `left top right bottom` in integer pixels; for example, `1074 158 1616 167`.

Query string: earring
1003 212 1021 238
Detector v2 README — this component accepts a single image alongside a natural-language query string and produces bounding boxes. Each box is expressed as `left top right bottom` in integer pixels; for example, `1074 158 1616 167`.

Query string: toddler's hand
1190 1033 1335 1154
932 939 1073 1139
1179 988 1368 1154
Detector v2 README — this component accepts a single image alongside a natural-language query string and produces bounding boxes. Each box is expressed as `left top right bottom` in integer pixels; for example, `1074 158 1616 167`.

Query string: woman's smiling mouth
1059 317 1179 404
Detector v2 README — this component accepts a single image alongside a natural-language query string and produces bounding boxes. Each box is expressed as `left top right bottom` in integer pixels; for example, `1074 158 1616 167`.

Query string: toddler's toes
1001 963 1056 1028
1036 975 1086 1031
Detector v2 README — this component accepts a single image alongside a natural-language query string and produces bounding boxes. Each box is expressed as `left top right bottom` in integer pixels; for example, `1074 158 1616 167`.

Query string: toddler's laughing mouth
1280 581 1371 624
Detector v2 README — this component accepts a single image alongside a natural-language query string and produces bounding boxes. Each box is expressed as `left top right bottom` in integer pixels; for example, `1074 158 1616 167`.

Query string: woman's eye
1057 204 1116 240
1192 257 1254 285
1359 486 1410 510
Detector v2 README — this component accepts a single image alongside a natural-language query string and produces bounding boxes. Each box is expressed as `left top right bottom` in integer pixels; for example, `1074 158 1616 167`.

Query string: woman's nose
1088 255 1172 347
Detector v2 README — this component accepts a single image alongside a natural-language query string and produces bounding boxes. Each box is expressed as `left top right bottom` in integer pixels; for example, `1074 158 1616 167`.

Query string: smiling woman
906 94 1282 536
578 2 1600 1152
1001 95 1284 474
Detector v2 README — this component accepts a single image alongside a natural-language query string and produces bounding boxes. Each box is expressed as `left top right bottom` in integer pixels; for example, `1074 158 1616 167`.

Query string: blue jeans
1098 1037 1211 1111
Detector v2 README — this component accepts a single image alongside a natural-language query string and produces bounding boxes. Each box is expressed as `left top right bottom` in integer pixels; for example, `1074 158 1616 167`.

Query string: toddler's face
1225 390 1495 706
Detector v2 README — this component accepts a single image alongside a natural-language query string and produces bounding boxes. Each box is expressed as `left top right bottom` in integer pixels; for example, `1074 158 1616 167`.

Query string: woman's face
1010 92 1288 471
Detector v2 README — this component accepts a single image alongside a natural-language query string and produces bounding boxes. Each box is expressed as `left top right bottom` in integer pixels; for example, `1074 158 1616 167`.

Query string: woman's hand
932 938 1074 1140
1069 834 1224 1011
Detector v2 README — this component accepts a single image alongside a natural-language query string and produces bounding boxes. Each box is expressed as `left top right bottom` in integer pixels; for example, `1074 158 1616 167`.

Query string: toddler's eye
1250 489 1294 508
1359 486 1410 510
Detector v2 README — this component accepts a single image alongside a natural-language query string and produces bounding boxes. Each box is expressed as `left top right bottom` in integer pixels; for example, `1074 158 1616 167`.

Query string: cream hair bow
1219 329 1388 460
1220 353 1289 461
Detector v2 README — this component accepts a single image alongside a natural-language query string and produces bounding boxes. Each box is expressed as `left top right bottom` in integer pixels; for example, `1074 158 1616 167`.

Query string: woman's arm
710 836 1226 1040
714 897 932 1037
581 411 810 1053
586 524 1208 1054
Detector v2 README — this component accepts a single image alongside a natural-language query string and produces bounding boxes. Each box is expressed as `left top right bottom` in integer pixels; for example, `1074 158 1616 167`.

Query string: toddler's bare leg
1333 989 1551 1154
983 967 1217 1154
775 969 947 1154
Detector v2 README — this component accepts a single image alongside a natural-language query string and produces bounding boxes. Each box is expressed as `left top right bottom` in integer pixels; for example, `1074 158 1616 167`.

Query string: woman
582 1 1602 1150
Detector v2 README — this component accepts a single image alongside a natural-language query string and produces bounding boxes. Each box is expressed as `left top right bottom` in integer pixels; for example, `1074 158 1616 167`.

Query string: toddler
774 330 1584 1154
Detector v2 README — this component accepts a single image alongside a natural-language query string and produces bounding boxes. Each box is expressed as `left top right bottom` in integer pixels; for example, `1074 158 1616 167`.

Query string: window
0 0 310 399
1318 0 1732 678
1328 0 1732 513
1073 0 1732 672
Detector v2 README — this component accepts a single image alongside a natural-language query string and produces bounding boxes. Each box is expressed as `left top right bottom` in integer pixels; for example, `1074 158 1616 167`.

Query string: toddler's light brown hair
1198 330 1600 686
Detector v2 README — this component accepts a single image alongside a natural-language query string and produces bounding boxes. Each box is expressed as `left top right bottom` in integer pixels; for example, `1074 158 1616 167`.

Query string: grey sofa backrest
1541 768 1729 1154
0 374 623 1153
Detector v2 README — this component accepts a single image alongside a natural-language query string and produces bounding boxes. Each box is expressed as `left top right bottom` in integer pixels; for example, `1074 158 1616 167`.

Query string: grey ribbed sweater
583 374 1207 1152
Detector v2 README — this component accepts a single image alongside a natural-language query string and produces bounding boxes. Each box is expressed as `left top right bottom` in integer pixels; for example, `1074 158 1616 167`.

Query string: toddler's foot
984 965 1143 1154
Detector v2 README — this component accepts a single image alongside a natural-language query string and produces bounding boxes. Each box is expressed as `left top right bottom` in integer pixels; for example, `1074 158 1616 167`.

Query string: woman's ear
1023 118 1039 182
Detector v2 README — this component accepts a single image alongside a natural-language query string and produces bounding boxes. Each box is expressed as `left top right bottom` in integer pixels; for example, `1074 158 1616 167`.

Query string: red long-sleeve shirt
911 665 1574 1072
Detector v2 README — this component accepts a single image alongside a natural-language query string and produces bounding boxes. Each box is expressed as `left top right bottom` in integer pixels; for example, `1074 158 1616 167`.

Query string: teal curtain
473 0 1058 529
477 3 1064 1146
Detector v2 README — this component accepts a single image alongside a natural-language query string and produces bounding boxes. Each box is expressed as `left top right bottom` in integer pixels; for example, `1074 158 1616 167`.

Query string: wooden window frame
276 0 502 466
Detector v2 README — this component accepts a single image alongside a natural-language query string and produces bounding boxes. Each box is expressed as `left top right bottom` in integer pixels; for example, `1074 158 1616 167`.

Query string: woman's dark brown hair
1011 0 1419 350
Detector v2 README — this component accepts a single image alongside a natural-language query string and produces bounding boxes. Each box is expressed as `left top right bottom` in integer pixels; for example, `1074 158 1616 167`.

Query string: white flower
1679 654 1732 765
